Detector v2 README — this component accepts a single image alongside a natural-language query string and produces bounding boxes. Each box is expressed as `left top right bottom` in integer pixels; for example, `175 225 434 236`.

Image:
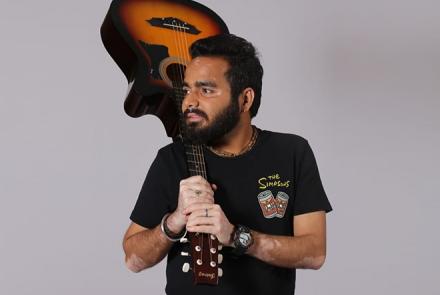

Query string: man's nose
182 90 199 112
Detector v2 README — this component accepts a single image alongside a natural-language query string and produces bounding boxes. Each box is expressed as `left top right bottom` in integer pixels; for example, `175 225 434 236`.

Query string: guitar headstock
181 232 223 285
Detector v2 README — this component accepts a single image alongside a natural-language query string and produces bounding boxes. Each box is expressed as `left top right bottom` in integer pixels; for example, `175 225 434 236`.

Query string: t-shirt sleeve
294 140 332 216
130 151 172 228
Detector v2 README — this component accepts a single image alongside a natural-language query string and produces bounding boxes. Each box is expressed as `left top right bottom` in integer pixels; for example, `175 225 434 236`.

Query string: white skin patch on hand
300 255 326 269
252 233 325 269
126 254 147 272
255 237 279 262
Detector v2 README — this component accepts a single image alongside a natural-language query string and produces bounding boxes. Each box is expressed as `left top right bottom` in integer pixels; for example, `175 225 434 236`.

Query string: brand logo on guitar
198 272 216 279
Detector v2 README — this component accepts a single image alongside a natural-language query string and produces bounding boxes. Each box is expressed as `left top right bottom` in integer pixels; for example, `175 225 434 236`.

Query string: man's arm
247 211 327 269
123 222 173 273
185 205 327 270
123 176 216 273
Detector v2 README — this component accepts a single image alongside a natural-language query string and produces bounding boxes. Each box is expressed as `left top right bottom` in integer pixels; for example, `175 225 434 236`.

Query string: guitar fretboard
184 143 208 178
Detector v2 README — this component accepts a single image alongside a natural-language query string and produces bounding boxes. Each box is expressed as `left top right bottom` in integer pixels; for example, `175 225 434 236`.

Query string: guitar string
173 21 207 267
180 25 209 267
171 20 185 146
182 28 216 269
186 36 215 269
174 20 218 272
177 23 206 180
180 28 206 180
182 28 209 181
183 26 214 269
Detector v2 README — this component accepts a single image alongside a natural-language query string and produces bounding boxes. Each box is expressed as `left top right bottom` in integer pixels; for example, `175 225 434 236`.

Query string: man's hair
189 34 264 118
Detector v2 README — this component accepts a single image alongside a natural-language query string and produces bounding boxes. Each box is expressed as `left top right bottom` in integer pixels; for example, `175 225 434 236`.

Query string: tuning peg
218 268 223 277
210 234 216 240
218 254 223 264
182 263 190 273
210 261 216 267
218 244 223 250
180 251 189 256
180 237 188 243
210 247 217 254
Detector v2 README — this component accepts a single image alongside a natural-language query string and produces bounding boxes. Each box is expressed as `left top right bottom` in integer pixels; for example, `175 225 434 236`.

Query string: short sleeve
294 140 332 216
130 151 172 228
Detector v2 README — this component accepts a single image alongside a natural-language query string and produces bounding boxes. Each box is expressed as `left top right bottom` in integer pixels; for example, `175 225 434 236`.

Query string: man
123 34 332 295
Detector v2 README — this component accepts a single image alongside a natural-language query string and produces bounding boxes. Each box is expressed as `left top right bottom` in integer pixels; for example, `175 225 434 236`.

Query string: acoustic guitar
100 0 229 285
101 0 229 137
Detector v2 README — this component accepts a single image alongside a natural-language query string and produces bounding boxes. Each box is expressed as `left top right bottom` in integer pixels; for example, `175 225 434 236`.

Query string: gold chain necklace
206 126 258 158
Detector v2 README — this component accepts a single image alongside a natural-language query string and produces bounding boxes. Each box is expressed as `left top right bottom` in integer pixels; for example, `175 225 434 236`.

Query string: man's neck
209 119 254 155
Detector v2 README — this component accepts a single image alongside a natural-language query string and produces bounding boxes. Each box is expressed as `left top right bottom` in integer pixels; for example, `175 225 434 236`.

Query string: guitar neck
172 82 208 179
184 143 208 178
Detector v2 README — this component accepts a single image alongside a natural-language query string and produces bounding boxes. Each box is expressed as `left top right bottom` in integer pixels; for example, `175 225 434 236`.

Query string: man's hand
184 203 235 246
166 176 216 234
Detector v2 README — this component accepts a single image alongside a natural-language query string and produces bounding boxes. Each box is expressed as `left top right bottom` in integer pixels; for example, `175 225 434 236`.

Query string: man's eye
182 88 190 95
202 88 214 94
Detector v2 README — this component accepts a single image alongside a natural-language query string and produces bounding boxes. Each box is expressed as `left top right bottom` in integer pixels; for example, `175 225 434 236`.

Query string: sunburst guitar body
101 0 229 137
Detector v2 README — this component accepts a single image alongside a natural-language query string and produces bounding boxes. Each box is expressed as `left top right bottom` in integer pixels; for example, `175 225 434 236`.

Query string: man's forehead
184 56 229 80
190 56 227 66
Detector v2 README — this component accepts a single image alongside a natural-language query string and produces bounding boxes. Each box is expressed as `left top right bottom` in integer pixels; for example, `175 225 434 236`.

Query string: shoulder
260 129 309 149
256 129 314 163
149 140 187 178
154 140 186 169
157 139 185 157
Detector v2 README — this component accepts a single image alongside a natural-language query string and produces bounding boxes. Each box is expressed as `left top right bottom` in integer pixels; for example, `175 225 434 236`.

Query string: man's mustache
183 108 208 120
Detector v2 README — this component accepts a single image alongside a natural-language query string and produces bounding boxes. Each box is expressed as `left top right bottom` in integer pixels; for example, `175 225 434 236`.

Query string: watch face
239 232 252 247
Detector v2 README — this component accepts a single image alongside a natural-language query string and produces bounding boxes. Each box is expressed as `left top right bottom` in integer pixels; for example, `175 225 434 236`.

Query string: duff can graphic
275 191 289 218
257 190 278 218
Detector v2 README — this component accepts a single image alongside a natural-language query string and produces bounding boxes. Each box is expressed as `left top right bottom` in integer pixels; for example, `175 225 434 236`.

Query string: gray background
1 0 439 294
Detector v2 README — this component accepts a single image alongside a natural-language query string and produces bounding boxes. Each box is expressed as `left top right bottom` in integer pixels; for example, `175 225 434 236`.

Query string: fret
188 167 207 178
185 143 207 178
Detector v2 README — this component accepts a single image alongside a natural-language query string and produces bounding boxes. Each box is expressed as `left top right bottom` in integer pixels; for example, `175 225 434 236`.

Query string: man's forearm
246 231 326 269
123 224 173 272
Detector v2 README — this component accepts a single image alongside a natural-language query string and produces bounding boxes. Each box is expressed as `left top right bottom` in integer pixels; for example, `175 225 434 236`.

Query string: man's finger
183 202 216 215
186 216 215 227
186 224 216 235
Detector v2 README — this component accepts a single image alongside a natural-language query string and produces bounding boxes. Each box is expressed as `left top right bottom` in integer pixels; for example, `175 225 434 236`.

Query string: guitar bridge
147 17 201 34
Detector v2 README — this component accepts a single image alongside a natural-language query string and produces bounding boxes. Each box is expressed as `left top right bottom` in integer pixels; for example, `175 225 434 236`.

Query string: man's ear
240 87 255 113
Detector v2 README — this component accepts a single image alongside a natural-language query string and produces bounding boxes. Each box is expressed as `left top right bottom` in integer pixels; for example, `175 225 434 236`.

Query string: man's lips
185 112 206 122
184 109 207 122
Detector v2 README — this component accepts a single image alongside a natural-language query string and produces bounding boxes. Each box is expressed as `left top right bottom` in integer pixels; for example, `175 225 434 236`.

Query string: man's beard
182 98 240 145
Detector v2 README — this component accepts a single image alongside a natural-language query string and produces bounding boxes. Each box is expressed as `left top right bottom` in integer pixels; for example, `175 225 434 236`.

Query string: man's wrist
160 213 187 242
165 212 185 235
228 224 237 247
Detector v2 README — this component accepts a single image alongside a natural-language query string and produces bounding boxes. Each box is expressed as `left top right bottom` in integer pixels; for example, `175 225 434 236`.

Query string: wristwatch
232 224 253 256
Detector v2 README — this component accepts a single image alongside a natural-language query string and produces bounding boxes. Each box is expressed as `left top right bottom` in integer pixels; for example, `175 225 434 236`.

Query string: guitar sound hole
166 63 186 84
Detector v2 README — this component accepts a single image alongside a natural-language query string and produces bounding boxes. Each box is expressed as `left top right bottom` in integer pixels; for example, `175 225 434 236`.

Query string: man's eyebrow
195 81 217 88
182 81 189 88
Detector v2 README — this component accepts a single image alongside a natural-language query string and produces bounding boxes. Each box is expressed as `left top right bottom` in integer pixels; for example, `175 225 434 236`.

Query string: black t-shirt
130 128 332 295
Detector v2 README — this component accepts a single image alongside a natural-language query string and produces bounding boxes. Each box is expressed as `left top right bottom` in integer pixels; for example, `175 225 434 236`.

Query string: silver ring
205 208 209 217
